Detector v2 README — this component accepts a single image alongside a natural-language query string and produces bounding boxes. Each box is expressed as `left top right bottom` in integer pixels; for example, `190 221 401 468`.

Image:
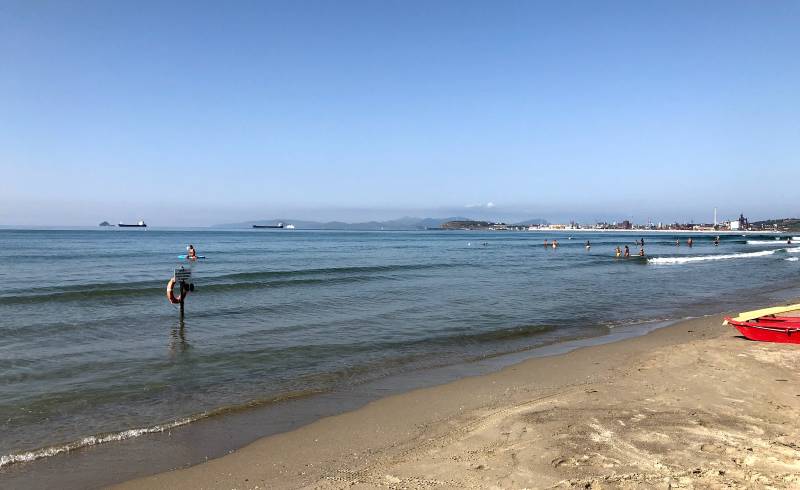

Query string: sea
1 228 799 487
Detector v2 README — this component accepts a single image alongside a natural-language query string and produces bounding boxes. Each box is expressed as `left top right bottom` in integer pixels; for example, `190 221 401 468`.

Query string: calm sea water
1 228 799 468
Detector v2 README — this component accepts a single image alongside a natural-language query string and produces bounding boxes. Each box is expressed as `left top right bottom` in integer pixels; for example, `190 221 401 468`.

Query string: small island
99 221 112 227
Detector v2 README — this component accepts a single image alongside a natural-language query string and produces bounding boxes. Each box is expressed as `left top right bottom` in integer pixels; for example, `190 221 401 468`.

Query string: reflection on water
169 319 189 355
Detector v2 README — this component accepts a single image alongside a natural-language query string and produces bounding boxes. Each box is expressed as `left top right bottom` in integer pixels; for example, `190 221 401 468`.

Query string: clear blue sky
2 1 798 225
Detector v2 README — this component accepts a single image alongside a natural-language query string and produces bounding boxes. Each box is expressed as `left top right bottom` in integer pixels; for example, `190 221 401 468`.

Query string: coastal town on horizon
443 214 800 232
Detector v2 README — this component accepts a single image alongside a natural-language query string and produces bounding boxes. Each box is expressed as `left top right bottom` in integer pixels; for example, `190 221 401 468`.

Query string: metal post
179 280 186 318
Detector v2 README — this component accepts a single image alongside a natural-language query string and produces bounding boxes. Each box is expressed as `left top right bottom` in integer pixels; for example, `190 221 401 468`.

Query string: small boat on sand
724 304 800 344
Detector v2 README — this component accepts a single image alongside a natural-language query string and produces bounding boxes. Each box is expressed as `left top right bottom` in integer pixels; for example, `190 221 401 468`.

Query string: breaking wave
648 249 777 265
0 417 195 469
747 239 794 245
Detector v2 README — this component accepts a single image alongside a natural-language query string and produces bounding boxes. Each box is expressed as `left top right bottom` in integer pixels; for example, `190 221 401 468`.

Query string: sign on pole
174 267 192 282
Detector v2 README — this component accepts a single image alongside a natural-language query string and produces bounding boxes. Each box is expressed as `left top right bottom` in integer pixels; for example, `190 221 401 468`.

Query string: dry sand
114 313 800 489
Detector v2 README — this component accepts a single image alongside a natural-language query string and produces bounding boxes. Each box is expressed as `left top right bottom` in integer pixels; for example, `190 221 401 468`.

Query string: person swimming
186 244 197 261
624 245 630 258
585 240 591 250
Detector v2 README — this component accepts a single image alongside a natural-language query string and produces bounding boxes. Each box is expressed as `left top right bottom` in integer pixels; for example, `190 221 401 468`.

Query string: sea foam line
747 239 794 245
0 417 195 469
648 249 777 265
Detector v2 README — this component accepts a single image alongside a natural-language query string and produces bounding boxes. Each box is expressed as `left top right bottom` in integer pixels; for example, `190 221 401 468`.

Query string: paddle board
178 255 206 260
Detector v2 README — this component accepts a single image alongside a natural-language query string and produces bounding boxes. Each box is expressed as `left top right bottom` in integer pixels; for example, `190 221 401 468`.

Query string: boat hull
725 318 800 344
118 224 146 227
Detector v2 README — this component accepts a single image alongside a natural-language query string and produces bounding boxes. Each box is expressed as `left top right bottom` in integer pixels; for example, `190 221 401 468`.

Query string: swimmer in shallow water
186 244 197 261
615 246 621 257
624 245 630 258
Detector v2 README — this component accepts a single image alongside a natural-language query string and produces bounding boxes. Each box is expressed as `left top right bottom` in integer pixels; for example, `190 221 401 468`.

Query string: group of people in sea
543 239 559 248
542 235 714 257
614 244 644 258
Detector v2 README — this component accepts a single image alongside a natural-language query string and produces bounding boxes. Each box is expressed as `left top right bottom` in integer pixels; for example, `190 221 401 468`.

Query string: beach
113 310 800 489
2 229 800 488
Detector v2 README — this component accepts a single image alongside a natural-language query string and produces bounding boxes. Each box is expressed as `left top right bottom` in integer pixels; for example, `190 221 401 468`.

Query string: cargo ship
118 220 147 228
253 222 284 229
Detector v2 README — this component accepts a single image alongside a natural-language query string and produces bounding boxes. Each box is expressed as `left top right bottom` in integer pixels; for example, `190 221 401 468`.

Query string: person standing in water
624 245 630 258
639 247 645 256
687 237 693 247
615 246 622 257
585 240 591 250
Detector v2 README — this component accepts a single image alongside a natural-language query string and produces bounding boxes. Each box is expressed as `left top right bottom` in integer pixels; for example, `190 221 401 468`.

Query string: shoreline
0 318 679 489
112 304 800 489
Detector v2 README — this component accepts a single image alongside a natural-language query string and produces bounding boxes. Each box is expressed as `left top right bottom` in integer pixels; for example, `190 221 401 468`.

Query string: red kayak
724 304 800 344
725 318 800 344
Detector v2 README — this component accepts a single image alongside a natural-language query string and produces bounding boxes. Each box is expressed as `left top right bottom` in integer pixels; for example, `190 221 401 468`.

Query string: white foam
788 248 800 253
787 257 799 262
648 249 777 265
0 417 195 469
747 240 793 245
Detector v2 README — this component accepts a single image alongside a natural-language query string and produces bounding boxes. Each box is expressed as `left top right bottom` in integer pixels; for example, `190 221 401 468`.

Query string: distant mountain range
215 216 550 230
213 216 470 230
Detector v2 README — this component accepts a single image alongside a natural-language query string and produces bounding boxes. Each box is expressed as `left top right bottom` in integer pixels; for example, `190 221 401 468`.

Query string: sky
1 1 798 226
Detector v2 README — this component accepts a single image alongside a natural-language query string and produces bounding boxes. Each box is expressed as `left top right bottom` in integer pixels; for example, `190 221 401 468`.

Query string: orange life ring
166 277 185 304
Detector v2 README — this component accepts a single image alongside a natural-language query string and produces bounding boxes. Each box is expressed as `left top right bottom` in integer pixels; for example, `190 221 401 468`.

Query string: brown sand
114 313 800 489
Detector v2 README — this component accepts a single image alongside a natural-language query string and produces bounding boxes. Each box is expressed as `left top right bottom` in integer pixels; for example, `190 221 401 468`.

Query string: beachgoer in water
788 237 793 244
687 237 693 247
714 236 720 246
586 240 591 250
615 246 621 257
186 244 197 261
544 239 549 247
640 237 645 246
552 239 559 249
675 239 680 246
639 247 645 257
624 245 630 258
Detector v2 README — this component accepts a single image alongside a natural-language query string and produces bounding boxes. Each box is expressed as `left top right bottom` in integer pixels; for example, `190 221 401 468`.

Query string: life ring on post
166 277 186 304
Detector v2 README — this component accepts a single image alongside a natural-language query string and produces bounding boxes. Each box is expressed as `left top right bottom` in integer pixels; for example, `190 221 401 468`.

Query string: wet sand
115 311 800 489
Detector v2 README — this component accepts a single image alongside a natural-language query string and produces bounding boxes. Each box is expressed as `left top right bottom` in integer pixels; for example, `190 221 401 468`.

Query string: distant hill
213 217 472 230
